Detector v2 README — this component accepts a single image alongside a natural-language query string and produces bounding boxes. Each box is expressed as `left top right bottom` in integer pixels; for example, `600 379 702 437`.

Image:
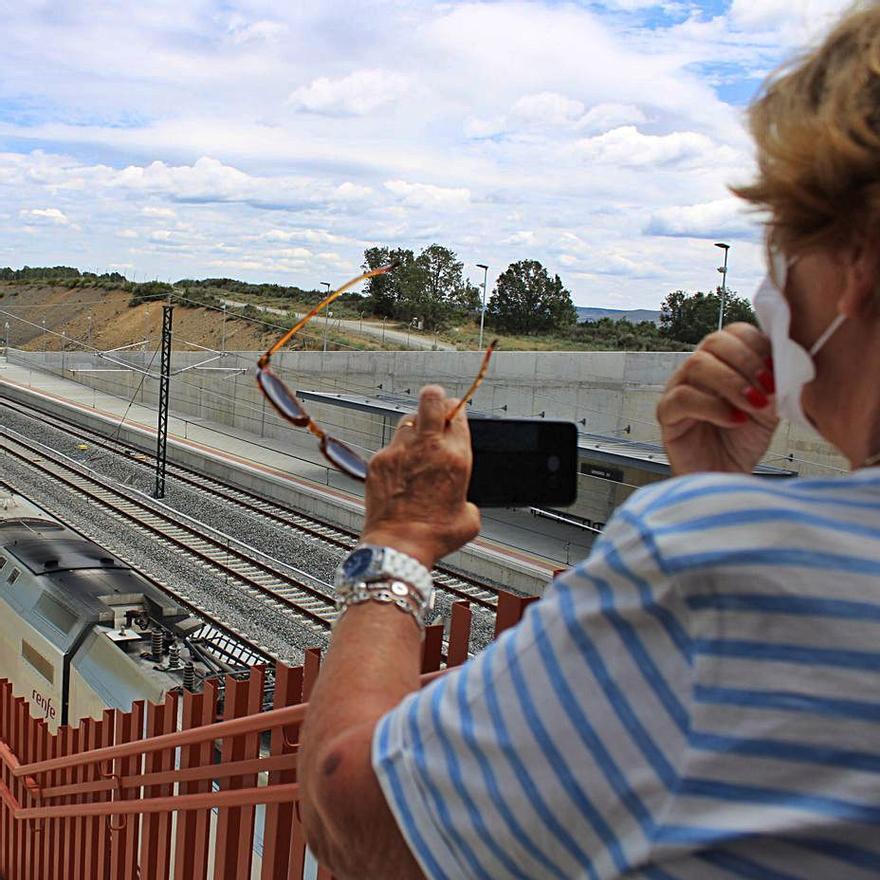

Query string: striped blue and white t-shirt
373 469 880 879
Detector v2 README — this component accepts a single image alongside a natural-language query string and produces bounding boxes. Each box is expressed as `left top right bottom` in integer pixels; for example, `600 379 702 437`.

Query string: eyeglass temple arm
261 261 399 362
445 340 497 424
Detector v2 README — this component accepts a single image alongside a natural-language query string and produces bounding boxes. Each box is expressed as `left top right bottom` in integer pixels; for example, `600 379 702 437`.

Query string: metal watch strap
379 547 432 598
334 579 433 634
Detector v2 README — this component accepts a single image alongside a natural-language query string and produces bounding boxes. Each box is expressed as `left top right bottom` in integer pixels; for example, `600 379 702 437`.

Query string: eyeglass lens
257 369 310 425
323 437 369 481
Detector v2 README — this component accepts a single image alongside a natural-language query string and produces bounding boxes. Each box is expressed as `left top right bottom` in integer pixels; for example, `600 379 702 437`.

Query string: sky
0 0 855 310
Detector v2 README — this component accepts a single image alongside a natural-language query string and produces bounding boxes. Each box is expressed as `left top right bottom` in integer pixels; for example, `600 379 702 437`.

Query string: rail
0 426 338 633
0 395 502 610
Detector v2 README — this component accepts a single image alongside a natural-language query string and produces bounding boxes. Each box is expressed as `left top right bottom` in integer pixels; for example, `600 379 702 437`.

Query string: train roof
0 492 60 525
1 515 181 652
6 536 122 574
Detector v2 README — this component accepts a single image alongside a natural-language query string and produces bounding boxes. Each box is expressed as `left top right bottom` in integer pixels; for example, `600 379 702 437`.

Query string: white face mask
752 249 846 431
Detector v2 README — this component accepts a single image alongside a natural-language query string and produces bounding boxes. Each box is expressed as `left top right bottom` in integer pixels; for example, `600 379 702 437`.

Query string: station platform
0 357 594 591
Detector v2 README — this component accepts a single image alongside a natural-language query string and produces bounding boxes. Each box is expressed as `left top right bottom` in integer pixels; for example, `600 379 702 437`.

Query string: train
0 490 223 732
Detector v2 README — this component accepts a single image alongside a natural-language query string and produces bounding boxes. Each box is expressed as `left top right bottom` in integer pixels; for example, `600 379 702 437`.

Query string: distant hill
576 306 661 325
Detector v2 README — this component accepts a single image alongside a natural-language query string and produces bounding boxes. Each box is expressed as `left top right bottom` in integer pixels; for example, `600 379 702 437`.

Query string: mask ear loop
809 313 846 356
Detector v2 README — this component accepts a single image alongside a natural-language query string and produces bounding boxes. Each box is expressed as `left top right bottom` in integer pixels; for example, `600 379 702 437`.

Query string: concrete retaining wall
11 347 847 479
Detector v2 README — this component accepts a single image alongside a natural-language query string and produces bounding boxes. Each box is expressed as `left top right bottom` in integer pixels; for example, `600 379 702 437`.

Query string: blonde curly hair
733 2 880 256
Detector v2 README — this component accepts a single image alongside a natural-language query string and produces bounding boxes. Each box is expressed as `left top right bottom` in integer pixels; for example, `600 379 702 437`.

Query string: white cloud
289 69 410 116
646 198 758 238
463 116 507 139
384 180 471 210
596 0 669 9
512 92 585 126
275 246 312 260
21 207 69 225
116 229 139 239
228 19 288 45
574 126 716 167
142 206 176 218
503 230 538 247
333 182 373 201
260 228 347 245
729 0 849 38
578 103 647 133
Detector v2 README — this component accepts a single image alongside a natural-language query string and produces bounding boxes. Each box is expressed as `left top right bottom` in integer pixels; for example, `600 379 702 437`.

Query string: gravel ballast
1 405 498 656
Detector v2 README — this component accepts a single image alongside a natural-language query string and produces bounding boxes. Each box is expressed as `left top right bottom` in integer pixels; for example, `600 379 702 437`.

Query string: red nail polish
731 408 749 423
743 385 770 409
757 369 775 395
744 386 769 408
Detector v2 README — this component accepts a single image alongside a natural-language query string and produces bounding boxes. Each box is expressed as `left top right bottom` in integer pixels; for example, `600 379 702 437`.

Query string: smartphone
467 418 578 508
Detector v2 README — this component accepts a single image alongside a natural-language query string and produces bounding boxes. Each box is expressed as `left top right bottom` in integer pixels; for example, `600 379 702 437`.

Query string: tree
362 244 478 331
362 246 416 318
487 260 577 335
407 245 479 331
660 288 756 344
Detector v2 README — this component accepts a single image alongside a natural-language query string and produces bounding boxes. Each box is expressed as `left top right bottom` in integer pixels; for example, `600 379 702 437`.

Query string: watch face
343 548 373 579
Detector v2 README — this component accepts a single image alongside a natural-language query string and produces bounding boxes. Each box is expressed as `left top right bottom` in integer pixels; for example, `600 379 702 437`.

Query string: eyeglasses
256 264 496 481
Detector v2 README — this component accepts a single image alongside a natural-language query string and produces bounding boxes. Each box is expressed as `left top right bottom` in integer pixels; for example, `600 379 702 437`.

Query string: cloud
512 92 585 126
578 103 647 133
227 19 288 45
142 206 176 218
503 230 538 247
333 182 373 201
645 198 758 238
20 207 69 225
574 126 716 167
384 180 471 210
106 157 320 210
288 69 410 116
729 0 850 38
463 116 507 139
260 228 347 245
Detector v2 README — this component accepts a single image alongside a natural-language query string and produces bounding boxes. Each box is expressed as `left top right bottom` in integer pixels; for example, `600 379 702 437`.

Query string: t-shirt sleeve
371 501 694 880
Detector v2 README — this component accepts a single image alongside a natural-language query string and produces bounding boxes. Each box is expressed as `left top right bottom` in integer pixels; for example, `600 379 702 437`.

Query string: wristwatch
334 544 433 600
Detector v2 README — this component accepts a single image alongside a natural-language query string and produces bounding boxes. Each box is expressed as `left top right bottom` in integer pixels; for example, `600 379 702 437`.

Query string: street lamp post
476 263 489 351
715 242 730 331
221 304 227 354
4 322 8 355
321 282 331 352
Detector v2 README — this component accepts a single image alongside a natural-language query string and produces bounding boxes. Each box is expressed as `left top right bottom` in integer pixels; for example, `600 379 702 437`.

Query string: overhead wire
6 303 845 478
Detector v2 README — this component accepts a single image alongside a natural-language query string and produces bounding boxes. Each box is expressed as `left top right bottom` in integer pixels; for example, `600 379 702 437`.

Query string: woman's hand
360 385 481 569
657 323 779 476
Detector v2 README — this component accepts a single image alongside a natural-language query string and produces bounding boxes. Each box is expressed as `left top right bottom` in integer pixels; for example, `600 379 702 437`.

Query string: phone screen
467 418 578 508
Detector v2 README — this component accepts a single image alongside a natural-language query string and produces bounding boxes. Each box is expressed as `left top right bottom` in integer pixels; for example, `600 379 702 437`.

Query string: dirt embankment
0 284 277 353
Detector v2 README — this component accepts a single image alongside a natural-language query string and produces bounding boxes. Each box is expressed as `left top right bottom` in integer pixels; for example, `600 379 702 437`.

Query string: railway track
0 479 274 669
0 396 500 610
0 428 340 641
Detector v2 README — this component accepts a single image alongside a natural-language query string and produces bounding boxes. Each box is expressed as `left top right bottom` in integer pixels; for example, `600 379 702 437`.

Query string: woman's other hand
360 385 481 569
657 323 779 476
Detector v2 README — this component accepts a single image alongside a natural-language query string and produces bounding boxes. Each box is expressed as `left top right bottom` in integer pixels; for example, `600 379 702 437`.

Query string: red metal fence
0 592 535 879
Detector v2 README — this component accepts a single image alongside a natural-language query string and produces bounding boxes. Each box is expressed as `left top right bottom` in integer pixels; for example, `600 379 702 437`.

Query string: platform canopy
296 389 797 479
